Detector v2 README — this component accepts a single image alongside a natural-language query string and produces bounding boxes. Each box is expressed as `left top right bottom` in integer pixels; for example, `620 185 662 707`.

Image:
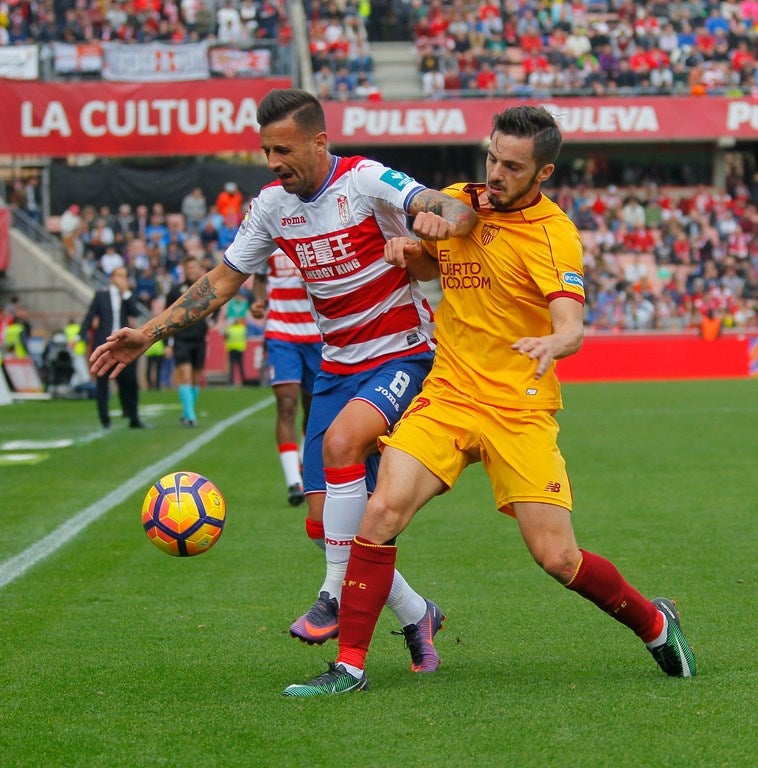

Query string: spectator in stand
85 217 117 260
215 182 243 225
620 195 647 230
199 216 220 253
144 210 170 251
194 0 214 37
100 244 126 275
129 204 150 240
458 54 480 90
334 65 357 95
181 187 208 234
216 0 243 43
256 0 280 39
314 63 337 99
476 59 498 91
418 43 445 96
239 0 258 39
217 212 240 251
60 204 83 261
623 224 657 254
114 203 135 244
23 177 42 223
354 73 381 99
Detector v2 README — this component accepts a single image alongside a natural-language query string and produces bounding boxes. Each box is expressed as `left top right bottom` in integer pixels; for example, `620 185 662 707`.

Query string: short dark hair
491 106 562 168
257 89 326 134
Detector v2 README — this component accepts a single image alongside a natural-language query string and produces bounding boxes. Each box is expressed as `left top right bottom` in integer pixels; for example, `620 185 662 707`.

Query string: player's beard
486 167 542 211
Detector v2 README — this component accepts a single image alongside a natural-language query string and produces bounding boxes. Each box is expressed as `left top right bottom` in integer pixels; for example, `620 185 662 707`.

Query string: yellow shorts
380 377 573 517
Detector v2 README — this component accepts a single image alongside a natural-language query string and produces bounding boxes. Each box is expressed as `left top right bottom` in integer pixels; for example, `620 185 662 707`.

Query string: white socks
321 466 427 627
278 443 302 487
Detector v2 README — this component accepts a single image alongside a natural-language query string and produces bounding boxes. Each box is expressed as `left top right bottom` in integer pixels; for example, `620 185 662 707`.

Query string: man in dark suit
80 267 147 429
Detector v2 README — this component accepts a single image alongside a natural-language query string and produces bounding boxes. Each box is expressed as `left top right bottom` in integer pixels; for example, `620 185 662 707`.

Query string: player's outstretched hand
90 327 151 379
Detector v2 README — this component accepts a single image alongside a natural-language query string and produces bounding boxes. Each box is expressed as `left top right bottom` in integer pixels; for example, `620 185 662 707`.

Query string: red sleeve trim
546 290 585 305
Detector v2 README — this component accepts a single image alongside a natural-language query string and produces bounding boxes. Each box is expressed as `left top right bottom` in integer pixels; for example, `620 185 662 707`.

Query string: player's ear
538 163 555 184
313 131 328 154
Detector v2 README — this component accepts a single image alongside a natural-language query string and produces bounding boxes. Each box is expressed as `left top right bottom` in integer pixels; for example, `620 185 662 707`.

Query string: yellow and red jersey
423 182 585 410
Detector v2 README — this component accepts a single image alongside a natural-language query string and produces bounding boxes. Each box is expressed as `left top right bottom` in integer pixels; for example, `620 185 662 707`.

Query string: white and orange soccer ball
141 471 226 557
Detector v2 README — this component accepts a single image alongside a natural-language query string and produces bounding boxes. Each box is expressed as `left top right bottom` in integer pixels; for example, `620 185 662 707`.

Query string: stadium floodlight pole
288 0 315 94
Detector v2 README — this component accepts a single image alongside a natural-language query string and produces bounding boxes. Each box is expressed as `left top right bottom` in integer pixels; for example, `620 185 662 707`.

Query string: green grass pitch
0 379 755 768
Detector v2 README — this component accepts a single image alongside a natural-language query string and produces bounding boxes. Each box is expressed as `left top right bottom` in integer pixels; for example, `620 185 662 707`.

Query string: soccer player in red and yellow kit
284 105 697 696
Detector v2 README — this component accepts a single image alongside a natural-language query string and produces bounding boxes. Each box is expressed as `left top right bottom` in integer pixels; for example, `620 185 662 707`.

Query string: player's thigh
481 408 573 518
350 354 434 432
379 378 479 492
301 373 351 493
326 398 390 462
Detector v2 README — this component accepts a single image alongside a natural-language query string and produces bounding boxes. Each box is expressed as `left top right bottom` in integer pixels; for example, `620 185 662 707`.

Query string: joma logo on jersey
281 215 306 226
544 481 562 493
481 224 500 245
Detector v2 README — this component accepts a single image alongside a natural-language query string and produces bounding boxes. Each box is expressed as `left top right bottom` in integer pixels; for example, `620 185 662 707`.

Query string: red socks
336 536 396 670
304 517 324 541
566 549 663 643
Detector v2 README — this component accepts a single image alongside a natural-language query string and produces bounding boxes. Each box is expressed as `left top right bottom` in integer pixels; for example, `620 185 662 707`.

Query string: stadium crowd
6 176 755 334
4 1 756 99
0 0 289 46
408 0 758 98
0 0 379 98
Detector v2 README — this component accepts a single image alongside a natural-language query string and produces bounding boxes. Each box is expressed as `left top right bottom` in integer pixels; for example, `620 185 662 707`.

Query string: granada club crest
337 195 350 225
481 224 499 245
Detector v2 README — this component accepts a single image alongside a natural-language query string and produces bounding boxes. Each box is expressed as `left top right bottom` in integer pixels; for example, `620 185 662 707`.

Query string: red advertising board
556 333 754 383
1 79 290 157
1 81 756 156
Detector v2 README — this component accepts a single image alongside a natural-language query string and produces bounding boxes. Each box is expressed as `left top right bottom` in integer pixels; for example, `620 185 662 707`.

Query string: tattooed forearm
156 277 218 336
411 190 477 235
413 190 444 216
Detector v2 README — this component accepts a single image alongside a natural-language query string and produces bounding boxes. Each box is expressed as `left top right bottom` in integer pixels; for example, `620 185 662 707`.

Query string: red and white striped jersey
260 250 321 344
224 155 435 373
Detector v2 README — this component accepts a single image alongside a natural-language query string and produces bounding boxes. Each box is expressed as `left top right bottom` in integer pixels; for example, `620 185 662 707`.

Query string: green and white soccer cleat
648 597 697 678
282 662 368 698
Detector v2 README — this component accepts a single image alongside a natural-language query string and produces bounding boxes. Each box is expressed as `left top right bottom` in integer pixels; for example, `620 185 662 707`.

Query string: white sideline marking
0 397 274 590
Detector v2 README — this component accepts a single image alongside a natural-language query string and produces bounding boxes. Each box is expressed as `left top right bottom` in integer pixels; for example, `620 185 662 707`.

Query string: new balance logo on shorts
544 481 562 492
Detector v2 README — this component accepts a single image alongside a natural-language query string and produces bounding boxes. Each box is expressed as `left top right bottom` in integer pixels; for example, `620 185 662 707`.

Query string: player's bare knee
276 394 298 420
534 547 581 583
322 428 369 466
362 496 405 542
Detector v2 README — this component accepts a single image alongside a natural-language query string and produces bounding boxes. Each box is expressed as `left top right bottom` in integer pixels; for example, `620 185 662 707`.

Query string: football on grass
141 471 226 557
